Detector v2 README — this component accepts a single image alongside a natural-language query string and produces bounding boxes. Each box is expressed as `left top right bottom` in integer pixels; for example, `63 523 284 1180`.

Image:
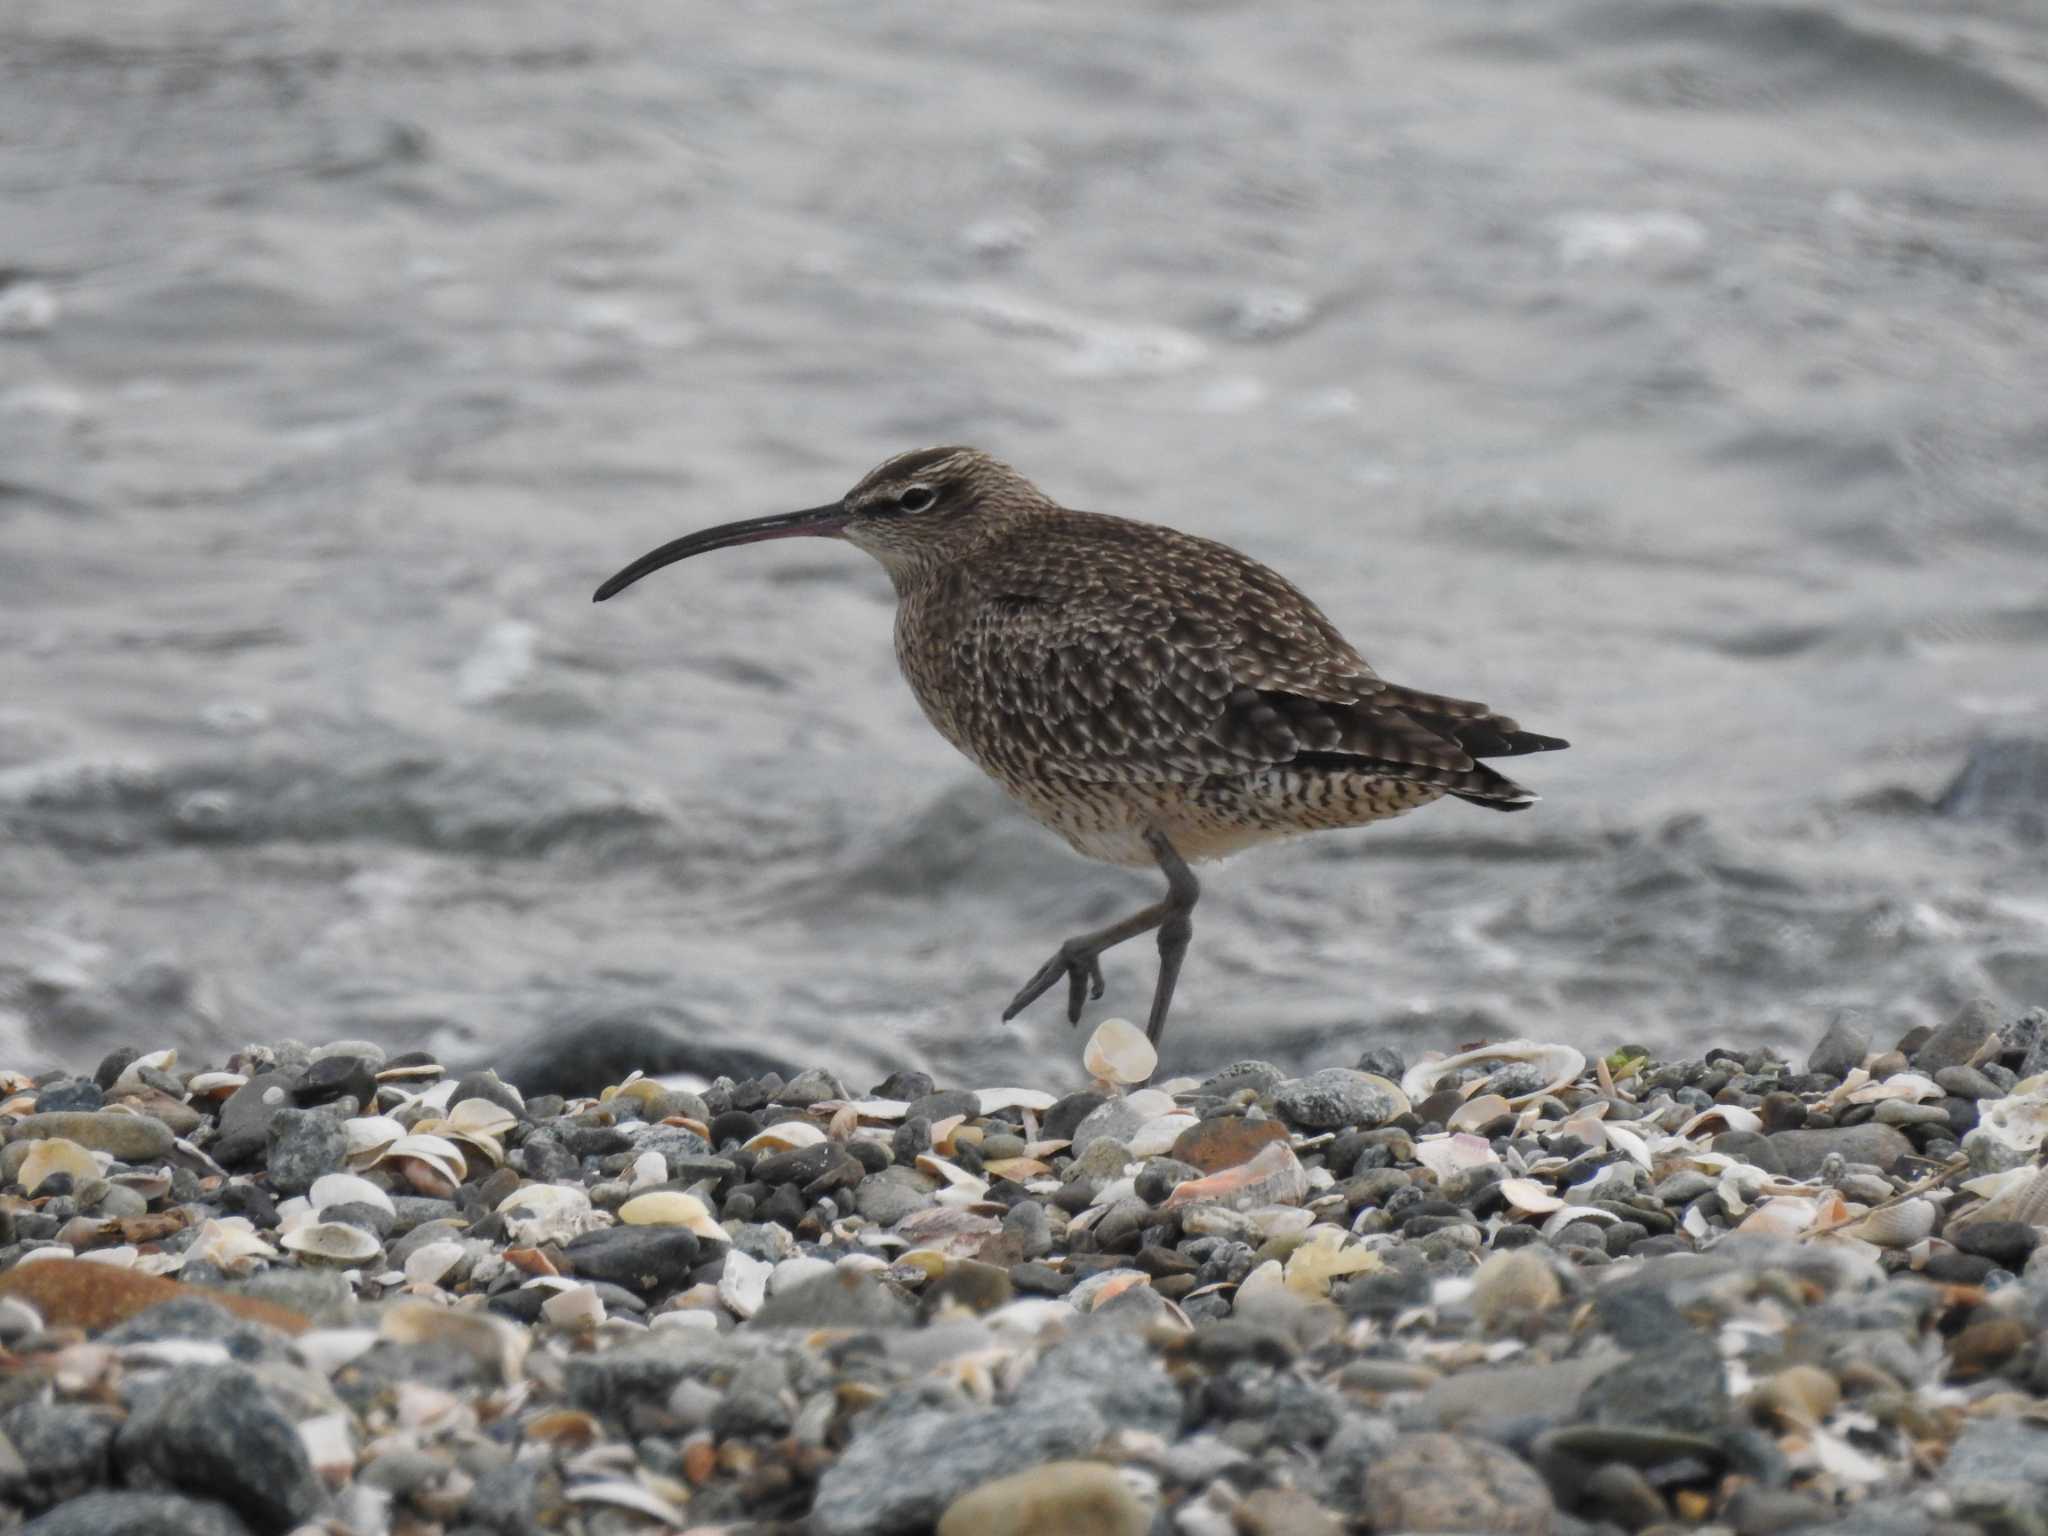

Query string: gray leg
1002 827 1200 1047
1141 827 1199 1049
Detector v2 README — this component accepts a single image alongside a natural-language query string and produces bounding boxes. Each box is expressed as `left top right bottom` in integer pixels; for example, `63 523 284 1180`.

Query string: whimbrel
595 447 1567 1051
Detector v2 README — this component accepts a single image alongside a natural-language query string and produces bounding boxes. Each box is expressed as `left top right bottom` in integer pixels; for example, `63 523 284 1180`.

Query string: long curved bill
592 504 850 601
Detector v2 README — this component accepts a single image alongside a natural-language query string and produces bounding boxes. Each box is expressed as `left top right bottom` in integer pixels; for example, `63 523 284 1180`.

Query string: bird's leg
1000 827 1201 1041
1002 899 1172 1026
1141 827 1199 1049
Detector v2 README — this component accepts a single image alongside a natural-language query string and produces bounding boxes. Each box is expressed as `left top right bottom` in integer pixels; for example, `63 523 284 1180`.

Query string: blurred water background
4 0 2046 1091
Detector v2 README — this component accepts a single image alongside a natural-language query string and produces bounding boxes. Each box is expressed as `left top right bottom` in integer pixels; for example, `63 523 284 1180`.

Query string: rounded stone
1363 1432 1555 1535
1169 1115 1291 1174
936 1461 1148 1536
8 1112 175 1163
1271 1068 1401 1130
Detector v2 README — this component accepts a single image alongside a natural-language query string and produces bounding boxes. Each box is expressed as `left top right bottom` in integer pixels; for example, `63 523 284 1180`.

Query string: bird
594 446 1567 1053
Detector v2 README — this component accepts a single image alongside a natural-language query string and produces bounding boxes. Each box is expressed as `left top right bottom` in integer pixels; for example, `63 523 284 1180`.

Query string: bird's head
593 445 1040 601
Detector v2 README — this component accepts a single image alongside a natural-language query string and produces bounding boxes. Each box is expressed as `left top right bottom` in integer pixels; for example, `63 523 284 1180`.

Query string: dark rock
264 1107 347 1197
292 1054 376 1108
1914 997 2001 1076
1577 1333 1729 1435
904 1089 979 1123
1709 1130 1787 1175
1199 1060 1287 1097
1041 1091 1109 1142
561 1227 700 1293
461 1457 567 1536
752 1142 835 1185
708 1110 762 1148
447 1069 526 1119
113 1364 323 1532
1805 1009 1870 1080
776 1067 846 1106
487 1014 793 1098
871 1069 935 1101
1766 1123 1913 1179
32 1079 104 1113
754 1270 914 1329
627 1123 712 1173
93 1049 142 1091
1354 1045 1406 1080
1949 1220 2040 1269
20 1492 254 1536
891 1117 931 1163
210 1073 299 1167
1272 1068 1403 1130
1723 1486 1837 1536
0 1402 118 1510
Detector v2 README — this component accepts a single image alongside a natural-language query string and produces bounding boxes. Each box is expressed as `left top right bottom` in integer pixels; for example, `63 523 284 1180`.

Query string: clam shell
1499 1177 1566 1216
1846 1072 1943 1104
1975 1087 2048 1154
1130 1114 1199 1158
1838 1197 1938 1248
1678 1104 1763 1138
1446 1094 1514 1134
403 1239 469 1287
282 1221 383 1265
1083 1017 1157 1086
1163 1141 1308 1212
744 1121 825 1154
185 1217 279 1273
1414 1133 1499 1180
344 1115 407 1164
1402 1040 1586 1108
617 1191 730 1242
975 1087 1057 1115
18 1138 105 1195
309 1173 395 1218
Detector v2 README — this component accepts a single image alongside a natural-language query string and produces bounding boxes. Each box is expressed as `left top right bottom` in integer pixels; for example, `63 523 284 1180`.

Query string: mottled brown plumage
595 446 1567 1051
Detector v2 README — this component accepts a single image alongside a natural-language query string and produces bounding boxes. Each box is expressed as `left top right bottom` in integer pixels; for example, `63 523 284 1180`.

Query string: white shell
1976 1084 2048 1153
718 1250 771 1319
744 1121 825 1154
1499 1177 1566 1216
617 1191 731 1243
564 1481 688 1525
403 1240 469 1287
1083 1017 1157 1086
1846 1073 1944 1104
309 1173 395 1218
497 1183 603 1246
1402 1040 1587 1108
18 1138 105 1195
186 1217 279 1273
372 1134 467 1184
1130 1114 1199 1158
1446 1094 1515 1134
975 1087 1057 1115
343 1116 407 1164
541 1285 606 1329
1414 1133 1500 1180
1677 1104 1764 1138
1838 1197 1938 1248
282 1221 383 1265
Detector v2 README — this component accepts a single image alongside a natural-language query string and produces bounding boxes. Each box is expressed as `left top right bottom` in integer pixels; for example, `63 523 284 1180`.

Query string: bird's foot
1001 939 1107 1026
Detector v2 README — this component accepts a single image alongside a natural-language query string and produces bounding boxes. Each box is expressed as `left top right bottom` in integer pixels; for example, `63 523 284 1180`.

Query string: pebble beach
1 1002 2047 1534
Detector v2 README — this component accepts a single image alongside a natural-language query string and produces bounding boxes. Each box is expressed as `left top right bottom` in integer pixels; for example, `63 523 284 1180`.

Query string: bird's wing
950 516 1542 790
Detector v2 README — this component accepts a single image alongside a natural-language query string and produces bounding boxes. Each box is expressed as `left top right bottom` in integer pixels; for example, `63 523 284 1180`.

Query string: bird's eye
896 486 936 513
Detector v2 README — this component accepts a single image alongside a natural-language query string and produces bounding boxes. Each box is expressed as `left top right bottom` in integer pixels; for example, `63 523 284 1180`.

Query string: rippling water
4 0 2046 1090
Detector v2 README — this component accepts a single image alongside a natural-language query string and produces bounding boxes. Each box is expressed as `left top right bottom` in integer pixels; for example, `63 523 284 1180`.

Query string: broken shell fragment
1401 1041 1587 1108
745 1121 825 1154
17 1138 104 1195
617 1192 731 1243
282 1221 384 1266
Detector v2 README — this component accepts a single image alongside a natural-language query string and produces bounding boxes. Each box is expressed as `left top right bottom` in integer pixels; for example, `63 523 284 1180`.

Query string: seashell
1130 1114 1200 1158
928 1114 967 1153
1837 1197 1938 1249
718 1250 771 1319
309 1173 395 1218
1846 1072 1943 1104
1446 1094 1515 1134
1083 1017 1158 1086
744 1121 825 1154
975 1087 1057 1115
374 1058 444 1083
1975 1087 2048 1154
1736 1196 1822 1237
1233 1260 1289 1307
1413 1133 1500 1181
915 1154 989 1198
768 1255 836 1295
1163 1141 1308 1212
185 1071 247 1102
498 1183 602 1246
185 1217 279 1274
298 1411 356 1484
1402 1040 1587 1108
1068 1267 1151 1311
564 1481 688 1526
1678 1104 1763 1138
1539 1203 1621 1241
282 1221 383 1266
108 1169 172 1202
372 1134 467 1183
343 1115 407 1164
981 1157 1052 1181
1283 1227 1383 1297
828 1104 858 1140
890 1207 1005 1259
77 1246 140 1270
617 1192 731 1242
1499 1177 1566 1216
18 1138 106 1195
629 1151 669 1188
1751 1364 1840 1428
541 1284 606 1329
835 1098 911 1121
403 1239 469 1287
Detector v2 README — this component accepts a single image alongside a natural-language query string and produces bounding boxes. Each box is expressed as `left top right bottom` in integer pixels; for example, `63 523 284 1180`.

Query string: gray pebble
113 1364 324 1532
